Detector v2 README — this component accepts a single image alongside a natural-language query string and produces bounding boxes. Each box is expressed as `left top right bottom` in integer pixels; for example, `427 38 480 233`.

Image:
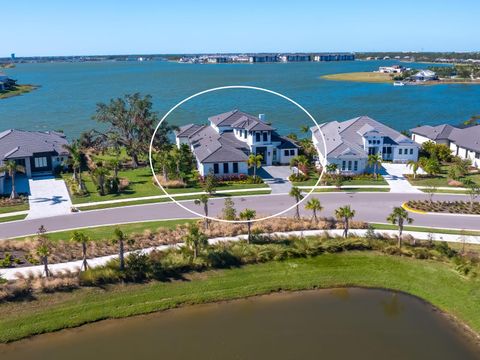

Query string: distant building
313 53 355 62
249 54 278 63
311 116 419 174
411 124 480 167
0 72 16 91
413 70 437 81
279 54 311 62
378 65 405 74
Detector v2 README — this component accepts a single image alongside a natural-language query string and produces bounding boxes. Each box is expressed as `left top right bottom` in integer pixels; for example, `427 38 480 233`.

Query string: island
0 72 38 99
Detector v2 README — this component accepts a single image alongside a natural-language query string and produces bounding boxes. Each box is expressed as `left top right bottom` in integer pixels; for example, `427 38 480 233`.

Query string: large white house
175 110 299 176
311 116 419 174
411 124 480 167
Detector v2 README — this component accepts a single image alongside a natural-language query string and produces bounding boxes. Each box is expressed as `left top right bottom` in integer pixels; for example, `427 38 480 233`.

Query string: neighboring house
0 72 16 91
412 69 437 81
411 124 480 167
175 110 299 176
378 65 405 73
311 116 419 174
0 129 69 194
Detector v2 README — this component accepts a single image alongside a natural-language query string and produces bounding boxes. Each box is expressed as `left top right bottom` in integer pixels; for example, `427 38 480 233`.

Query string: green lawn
64 167 268 204
0 202 29 215
1 252 480 343
371 223 480 236
408 165 480 188
0 214 27 223
293 175 387 187
313 187 390 193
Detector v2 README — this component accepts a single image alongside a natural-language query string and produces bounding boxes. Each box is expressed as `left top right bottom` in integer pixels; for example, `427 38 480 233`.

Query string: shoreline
0 84 39 100
321 72 480 85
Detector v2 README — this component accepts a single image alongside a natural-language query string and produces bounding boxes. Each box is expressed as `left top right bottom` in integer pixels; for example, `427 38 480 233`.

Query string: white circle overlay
149 85 327 223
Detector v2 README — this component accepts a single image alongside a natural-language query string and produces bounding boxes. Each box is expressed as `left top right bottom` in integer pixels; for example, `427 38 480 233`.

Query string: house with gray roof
0 129 69 194
176 110 299 176
411 124 480 167
311 116 419 174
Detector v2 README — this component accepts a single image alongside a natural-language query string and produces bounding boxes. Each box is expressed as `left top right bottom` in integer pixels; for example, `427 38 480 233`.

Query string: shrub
124 252 152 282
289 173 309 182
435 242 458 258
153 175 186 189
0 280 32 302
79 265 122 286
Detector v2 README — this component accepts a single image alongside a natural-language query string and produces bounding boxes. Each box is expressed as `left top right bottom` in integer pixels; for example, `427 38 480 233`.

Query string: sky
2 0 480 57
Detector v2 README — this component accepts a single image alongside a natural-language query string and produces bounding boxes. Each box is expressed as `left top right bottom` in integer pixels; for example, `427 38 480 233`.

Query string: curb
402 202 427 214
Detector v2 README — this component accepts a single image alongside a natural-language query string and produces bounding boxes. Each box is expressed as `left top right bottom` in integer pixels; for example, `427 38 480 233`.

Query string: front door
255 147 267 164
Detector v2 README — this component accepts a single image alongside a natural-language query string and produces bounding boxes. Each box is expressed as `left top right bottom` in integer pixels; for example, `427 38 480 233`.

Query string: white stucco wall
278 148 298 165
392 145 418 163
198 161 248 177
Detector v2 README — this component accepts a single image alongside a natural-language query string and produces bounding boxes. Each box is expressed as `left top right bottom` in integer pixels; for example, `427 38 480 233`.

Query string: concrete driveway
381 163 424 194
258 166 293 194
27 177 73 219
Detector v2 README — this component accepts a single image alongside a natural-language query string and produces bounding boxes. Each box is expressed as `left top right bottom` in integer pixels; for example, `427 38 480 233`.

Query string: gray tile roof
410 124 455 141
271 133 299 149
312 116 418 159
209 109 275 131
0 129 69 161
411 124 480 152
175 124 204 138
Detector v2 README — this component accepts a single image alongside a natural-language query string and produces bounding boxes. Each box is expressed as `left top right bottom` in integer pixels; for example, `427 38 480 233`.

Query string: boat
393 81 405 86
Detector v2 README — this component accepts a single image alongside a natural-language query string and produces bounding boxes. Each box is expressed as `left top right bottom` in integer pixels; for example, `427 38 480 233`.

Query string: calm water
1 288 479 360
1 60 480 139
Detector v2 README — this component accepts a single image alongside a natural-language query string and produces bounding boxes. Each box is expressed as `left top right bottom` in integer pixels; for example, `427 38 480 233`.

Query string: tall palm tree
182 224 208 259
194 194 210 229
305 198 323 223
92 166 110 195
35 225 51 277
0 160 25 199
367 153 382 180
335 205 356 238
407 159 420 179
248 154 263 179
387 207 413 248
63 140 83 188
239 208 256 243
71 231 90 271
112 227 133 271
289 186 304 219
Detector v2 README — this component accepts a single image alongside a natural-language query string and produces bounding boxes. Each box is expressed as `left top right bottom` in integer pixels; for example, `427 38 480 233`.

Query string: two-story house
175 110 299 176
311 116 419 174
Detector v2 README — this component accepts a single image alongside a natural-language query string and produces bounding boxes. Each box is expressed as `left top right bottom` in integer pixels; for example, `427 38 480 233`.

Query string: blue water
1 60 479 139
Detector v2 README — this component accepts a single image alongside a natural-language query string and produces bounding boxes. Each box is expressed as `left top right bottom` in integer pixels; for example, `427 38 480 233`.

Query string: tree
112 228 133 271
63 140 84 190
421 141 451 162
222 198 236 220
248 154 263 179
387 207 413 248
35 225 51 277
326 163 338 173
239 208 256 243
463 179 480 212
154 150 172 181
451 157 472 179
368 153 382 180
300 125 309 134
335 205 356 238
91 166 111 195
0 160 25 199
423 182 437 203
419 156 441 176
289 186 304 219
290 155 309 175
305 198 323 223
92 93 176 168
71 231 90 271
194 194 210 229
407 159 421 179
201 172 217 195
182 224 208 259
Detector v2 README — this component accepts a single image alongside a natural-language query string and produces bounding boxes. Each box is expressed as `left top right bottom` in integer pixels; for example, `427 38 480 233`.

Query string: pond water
1 288 479 360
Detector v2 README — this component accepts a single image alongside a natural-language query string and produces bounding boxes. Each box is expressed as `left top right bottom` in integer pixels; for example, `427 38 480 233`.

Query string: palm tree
387 207 413 248
35 225 51 277
407 159 420 179
182 224 208 259
71 231 90 271
63 140 83 188
239 208 256 243
289 186 304 219
0 160 25 199
194 194 210 229
300 125 310 134
107 158 121 180
112 228 133 271
248 154 263 179
335 205 356 238
92 166 110 195
368 153 382 180
305 198 323 223
326 163 338 174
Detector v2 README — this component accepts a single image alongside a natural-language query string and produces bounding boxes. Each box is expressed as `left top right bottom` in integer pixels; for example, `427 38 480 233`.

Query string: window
348 161 352 170
15 159 26 167
223 163 229 174
34 157 47 168
398 148 403 155
284 150 289 156
244 130 247 138
354 161 358 171
233 162 239 173
409 148 414 155
213 163 219 174
342 161 346 171
263 132 268 142
255 132 261 142
289 149 295 156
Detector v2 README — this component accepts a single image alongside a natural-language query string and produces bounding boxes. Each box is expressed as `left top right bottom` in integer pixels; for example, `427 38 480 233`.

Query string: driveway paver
27 177 73 219
381 163 425 194
258 166 293 194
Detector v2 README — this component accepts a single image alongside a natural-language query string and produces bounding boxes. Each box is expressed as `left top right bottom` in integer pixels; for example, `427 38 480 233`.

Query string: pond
1 288 479 359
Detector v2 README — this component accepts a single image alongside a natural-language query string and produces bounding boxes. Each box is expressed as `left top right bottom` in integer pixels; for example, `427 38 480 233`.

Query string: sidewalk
2 228 479 280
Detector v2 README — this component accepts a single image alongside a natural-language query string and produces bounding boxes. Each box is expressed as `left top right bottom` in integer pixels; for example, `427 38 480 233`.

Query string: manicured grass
0 214 27 223
371 223 480 236
407 166 480 188
14 218 198 242
321 72 393 83
313 187 390 193
1 252 480 343
0 84 38 100
0 202 29 215
65 167 268 204
423 189 469 194
293 176 387 187
77 190 272 211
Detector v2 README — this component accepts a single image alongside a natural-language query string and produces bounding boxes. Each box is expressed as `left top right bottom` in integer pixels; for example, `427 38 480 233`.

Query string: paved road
1 192 479 239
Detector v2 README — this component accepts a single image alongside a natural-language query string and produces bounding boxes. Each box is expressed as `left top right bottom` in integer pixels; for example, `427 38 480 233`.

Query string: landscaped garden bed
406 200 480 215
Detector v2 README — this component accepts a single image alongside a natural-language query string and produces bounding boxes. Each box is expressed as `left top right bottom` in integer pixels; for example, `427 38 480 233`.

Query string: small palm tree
407 160 420 179
194 194 210 229
368 153 382 180
0 160 25 199
92 166 110 195
35 225 51 277
182 224 208 259
305 198 323 223
63 140 83 188
71 231 90 271
387 207 413 248
239 208 256 243
289 186 304 219
335 205 356 238
326 163 338 174
154 150 172 181
248 154 263 179
300 125 310 134
112 228 133 271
